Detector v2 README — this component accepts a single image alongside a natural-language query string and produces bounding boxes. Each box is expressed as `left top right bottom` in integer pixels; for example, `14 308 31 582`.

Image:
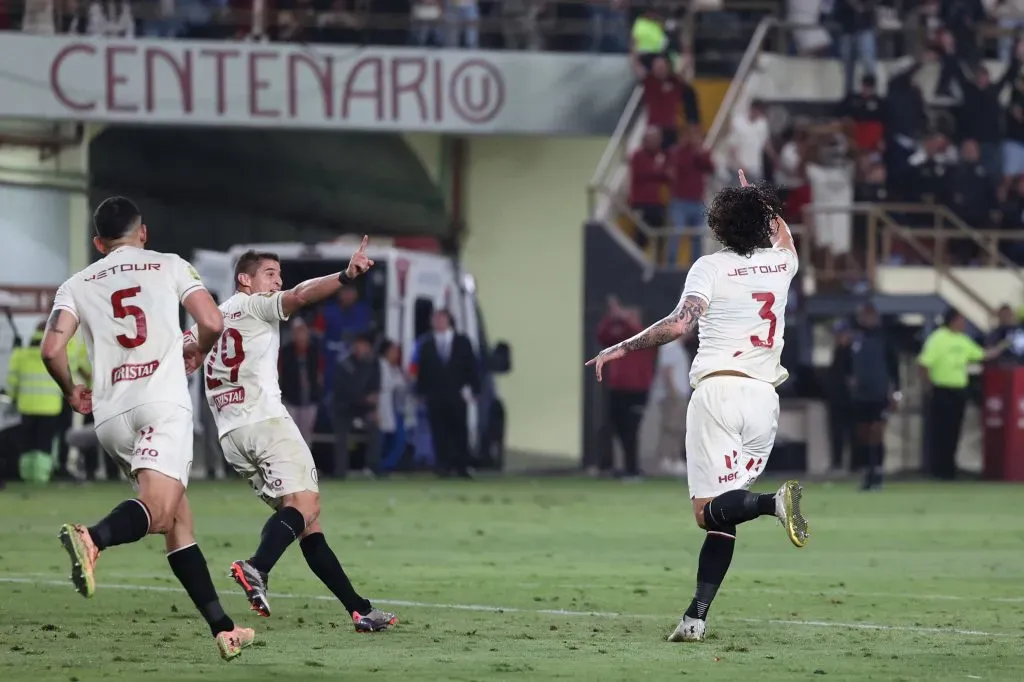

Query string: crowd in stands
623 2 1024 271
0 0 719 52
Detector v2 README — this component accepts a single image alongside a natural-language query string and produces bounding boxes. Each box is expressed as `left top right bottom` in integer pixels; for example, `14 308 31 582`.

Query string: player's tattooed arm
617 295 708 354
39 309 79 396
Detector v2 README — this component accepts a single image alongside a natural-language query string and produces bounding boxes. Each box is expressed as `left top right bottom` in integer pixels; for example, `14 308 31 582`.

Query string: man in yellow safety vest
6 321 65 474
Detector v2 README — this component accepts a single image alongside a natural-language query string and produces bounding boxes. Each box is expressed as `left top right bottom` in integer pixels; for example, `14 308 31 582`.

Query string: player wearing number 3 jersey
184 241 396 633
41 197 254 661
586 171 810 643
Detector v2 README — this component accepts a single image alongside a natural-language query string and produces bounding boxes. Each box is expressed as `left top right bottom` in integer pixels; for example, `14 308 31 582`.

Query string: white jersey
50 246 206 424
682 246 798 388
198 291 291 438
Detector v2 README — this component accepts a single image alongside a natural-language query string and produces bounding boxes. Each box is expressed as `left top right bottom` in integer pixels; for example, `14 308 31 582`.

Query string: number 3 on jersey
205 328 245 390
750 292 777 349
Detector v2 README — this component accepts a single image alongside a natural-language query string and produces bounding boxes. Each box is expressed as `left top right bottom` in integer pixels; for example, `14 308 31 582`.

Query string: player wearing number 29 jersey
41 197 253 661
585 175 809 645
185 244 396 633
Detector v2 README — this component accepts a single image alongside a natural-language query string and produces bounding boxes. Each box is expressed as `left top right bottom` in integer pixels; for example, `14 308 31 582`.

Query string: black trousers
601 390 647 476
427 400 470 475
927 387 968 480
827 398 852 470
20 414 62 456
333 409 380 477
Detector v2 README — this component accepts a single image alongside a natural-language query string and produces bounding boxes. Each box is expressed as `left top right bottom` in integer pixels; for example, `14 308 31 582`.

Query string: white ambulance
191 239 511 471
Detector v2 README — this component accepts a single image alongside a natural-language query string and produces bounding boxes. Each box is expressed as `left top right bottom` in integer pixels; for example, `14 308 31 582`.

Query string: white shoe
667 615 706 642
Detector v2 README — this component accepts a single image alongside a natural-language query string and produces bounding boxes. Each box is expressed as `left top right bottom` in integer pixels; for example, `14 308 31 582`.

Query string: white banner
0 34 634 135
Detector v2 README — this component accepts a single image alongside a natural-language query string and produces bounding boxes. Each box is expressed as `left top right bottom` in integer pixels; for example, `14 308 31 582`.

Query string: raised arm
279 236 374 319
739 168 797 259
585 295 708 382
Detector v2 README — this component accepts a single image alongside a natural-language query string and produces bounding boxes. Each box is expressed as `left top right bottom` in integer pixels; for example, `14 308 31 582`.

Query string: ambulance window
414 298 434 338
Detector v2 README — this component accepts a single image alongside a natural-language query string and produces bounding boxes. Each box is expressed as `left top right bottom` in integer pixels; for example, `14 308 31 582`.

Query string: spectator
88 0 135 37
1003 63 1024 179
277 0 317 42
827 320 854 471
841 74 885 154
725 100 770 183
281 318 322 446
502 0 548 50
806 133 856 262
665 126 713 264
316 286 373 386
588 0 628 53
630 9 667 70
414 310 479 478
377 339 409 472
636 55 683 148
998 174 1024 262
907 132 957 204
650 337 690 477
941 0 986 65
628 126 668 250
987 303 1024 361
332 332 381 479
445 0 479 49
949 139 998 230
994 0 1024 62
319 0 364 43
952 60 1017 180
21 0 55 33
831 0 877 95
59 0 90 33
595 298 654 480
883 61 927 197
777 121 812 222
411 0 444 46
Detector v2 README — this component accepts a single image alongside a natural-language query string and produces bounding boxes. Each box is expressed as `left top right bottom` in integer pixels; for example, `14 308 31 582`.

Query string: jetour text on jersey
85 262 162 282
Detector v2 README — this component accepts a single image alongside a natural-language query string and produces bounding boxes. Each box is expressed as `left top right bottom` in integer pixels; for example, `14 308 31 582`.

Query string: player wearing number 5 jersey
586 171 810 643
40 197 254 661
183 239 396 633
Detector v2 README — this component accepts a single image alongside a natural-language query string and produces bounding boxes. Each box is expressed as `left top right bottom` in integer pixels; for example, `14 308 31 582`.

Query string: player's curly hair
706 183 781 258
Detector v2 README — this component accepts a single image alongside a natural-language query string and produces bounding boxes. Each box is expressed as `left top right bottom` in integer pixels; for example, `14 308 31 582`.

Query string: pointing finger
738 169 748 187
359 235 369 252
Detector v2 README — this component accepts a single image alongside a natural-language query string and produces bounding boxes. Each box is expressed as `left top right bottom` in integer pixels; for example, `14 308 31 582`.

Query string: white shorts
95 403 194 489
685 375 780 500
219 417 319 508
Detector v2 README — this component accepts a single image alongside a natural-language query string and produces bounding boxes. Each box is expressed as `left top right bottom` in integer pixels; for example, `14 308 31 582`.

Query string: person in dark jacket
281 318 322 446
827 320 854 471
414 310 480 478
332 332 381 478
850 303 900 490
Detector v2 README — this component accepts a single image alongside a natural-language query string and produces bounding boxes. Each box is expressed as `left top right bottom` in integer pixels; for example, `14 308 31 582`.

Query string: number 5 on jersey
205 328 245 390
751 292 777 349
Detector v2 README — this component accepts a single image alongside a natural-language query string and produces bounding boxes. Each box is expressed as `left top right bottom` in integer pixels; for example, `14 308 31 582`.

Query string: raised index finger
738 169 748 187
358 235 369 252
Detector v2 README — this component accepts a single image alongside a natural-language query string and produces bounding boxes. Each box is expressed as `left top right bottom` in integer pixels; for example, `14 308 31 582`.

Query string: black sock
300 532 373 616
88 499 151 551
684 529 737 620
702 490 776 531
249 506 306 574
167 543 235 636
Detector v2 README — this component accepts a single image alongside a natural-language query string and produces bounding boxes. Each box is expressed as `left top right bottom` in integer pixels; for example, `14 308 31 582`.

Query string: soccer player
41 197 255 660
183 239 397 632
586 170 810 642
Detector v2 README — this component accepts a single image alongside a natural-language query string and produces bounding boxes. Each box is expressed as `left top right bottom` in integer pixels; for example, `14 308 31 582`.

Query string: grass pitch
1 477 1022 682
